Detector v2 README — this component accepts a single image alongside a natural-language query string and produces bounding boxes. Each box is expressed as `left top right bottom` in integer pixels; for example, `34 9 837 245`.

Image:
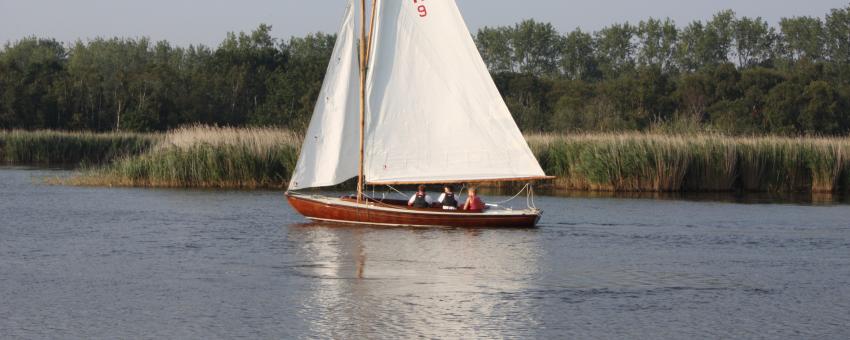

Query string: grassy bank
6 127 850 193
0 130 157 166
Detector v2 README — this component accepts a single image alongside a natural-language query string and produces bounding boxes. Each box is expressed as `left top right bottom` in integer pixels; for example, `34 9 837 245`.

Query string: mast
357 0 378 204
357 0 367 203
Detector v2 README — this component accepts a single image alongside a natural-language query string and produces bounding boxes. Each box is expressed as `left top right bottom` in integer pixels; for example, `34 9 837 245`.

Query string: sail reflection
286 223 543 338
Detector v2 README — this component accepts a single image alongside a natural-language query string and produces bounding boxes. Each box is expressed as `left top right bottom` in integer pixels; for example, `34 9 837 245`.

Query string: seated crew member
462 187 486 212
408 185 434 208
437 185 459 210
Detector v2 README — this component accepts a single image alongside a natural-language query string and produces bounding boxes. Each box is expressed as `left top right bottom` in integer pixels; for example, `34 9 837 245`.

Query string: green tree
561 29 599 81
824 5 850 83
211 24 282 125
549 80 594 131
4 6 850 136
511 20 564 77
707 10 737 62
683 63 748 132
800 80 840 134
709 63 742 101
676 72 713 121
257 32 335 128
0 37 67 129
636 18 679 72
634 66 676 122
780 16 826 61
824 5 850 63
67 37 155 131
594 23 635 78
476 26 514 73
708 99 754 134
676 10 737 71
734 16 777 67
494 73 553 131
738 67 786 132
561 29 599 80
764 81 804 134
175 44 216 126
676 21 709 71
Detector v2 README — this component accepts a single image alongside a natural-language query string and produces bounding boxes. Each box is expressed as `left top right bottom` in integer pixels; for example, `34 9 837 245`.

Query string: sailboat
285 0 553 228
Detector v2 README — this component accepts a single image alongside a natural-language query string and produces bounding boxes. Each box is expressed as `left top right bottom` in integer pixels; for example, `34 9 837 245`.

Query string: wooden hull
286 192 540 228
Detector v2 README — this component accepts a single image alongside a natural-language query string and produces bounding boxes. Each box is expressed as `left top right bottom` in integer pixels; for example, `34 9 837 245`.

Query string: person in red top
462 187 486 212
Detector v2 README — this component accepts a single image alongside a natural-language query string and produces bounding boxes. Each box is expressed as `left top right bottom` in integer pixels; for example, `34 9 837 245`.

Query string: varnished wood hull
286 192 540 228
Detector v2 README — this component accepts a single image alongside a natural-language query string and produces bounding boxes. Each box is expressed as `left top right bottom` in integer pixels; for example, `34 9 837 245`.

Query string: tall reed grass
8 127 850 192
528 133 850 193
0 130 156 166
71 126 300 189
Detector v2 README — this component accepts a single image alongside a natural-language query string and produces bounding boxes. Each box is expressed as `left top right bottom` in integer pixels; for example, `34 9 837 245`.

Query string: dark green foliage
764 82 804 133
476 19 565 76
1 5 849 136
734 16 777 67
800 80 841 134
0 25 331 133
780 16 826 61
561 29 599 81
637 18 678 72
480 5 849 135
494 73 553 132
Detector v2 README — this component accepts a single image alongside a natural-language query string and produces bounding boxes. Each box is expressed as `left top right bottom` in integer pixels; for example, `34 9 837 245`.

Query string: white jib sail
288 0 360 190
364 0 546 184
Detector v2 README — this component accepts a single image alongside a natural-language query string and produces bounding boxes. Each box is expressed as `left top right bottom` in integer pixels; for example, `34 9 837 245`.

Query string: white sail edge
288 0 360 191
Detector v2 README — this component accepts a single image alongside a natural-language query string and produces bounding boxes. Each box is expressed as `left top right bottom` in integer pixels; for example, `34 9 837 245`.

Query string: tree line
1 5 849 135
0 24 332 131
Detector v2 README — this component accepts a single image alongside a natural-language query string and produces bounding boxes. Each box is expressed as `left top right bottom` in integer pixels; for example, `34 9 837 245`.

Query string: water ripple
1 169 849 338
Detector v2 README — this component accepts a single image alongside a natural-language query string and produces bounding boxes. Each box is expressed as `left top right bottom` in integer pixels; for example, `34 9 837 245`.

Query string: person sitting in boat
437 185 459 210
408 185 434 208
462 187 487 212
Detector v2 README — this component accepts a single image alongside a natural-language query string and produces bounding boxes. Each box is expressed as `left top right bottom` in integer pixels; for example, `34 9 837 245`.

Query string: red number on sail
413 0 427 17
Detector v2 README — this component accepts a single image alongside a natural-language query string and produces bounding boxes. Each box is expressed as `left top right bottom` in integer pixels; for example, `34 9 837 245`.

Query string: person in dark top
437 185 459 210
407 185 434 208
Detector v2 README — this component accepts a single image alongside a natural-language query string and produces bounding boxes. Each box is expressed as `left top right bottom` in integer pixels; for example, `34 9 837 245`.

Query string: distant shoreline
2 127 850 194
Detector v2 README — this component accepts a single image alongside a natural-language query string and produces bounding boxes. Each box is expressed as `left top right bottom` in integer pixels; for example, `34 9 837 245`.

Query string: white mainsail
364 0 547 184
288 1 361 191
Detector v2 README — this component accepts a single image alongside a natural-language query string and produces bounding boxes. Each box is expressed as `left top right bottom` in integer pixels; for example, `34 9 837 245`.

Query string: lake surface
1 168 849 339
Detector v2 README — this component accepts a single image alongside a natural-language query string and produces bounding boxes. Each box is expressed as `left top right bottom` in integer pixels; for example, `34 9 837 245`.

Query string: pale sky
1 0 847 47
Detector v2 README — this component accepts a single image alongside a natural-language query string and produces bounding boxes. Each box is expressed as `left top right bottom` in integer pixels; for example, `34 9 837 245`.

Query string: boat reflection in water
286 222 542 338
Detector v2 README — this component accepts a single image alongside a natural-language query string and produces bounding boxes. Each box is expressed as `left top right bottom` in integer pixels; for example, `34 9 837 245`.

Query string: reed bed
0 130 157 166
7 127 850 192
527 133 850 193
71 126 300 189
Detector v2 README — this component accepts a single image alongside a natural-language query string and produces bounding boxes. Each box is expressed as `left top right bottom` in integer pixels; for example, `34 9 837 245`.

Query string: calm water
1 168 849 339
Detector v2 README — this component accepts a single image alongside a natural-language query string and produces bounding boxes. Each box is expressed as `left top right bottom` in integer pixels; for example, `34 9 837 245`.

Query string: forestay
364 0 547 184
288 1 360 190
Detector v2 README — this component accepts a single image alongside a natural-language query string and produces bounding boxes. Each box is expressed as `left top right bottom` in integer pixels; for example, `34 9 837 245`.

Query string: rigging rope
527 183 538 210
487 183 531 206
386 185 408 198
